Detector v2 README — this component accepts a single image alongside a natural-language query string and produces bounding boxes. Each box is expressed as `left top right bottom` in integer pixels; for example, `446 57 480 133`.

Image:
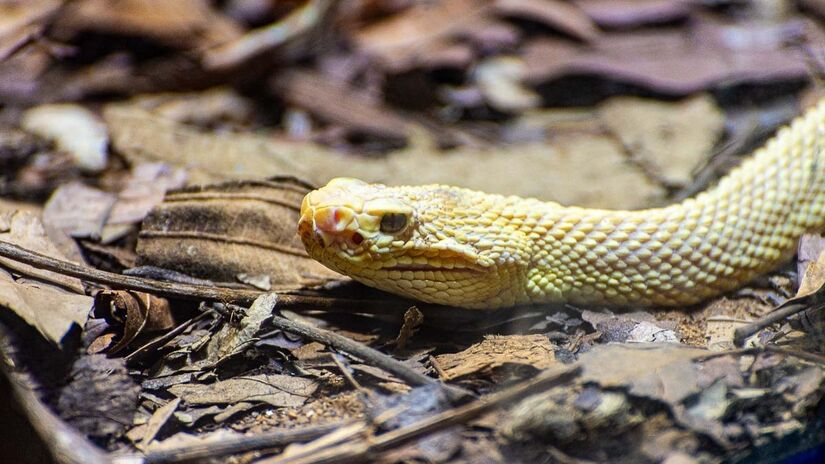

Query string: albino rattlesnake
298 100 825 309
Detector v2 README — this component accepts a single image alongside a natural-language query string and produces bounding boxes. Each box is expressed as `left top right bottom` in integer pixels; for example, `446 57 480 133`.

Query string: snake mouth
384 264 484 274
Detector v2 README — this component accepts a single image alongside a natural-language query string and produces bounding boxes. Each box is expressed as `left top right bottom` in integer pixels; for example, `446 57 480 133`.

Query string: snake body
298 99 825 309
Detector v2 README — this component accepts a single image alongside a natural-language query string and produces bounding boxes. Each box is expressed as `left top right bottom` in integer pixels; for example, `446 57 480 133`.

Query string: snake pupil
380 213 408 234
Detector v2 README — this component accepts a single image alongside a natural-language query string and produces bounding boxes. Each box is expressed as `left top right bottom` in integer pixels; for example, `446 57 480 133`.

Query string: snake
298 99 825 309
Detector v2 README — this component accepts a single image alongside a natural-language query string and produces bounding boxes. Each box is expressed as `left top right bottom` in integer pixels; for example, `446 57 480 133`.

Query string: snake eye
380 213 408 234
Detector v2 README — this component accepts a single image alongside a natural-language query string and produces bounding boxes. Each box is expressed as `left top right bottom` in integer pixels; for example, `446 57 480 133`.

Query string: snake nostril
351 232 364 245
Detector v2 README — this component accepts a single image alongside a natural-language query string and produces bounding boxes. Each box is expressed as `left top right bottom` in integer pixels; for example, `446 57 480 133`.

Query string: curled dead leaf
94 290 175 355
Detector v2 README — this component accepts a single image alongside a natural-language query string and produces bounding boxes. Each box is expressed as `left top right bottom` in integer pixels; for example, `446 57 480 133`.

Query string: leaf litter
0 1 823 463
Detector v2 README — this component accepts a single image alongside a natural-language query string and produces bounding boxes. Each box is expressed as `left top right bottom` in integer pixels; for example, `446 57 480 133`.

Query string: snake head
299 178 510 308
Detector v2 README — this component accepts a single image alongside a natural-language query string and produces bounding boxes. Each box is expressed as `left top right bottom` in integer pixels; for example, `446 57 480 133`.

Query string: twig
0 329 110 464
695 345 825 366
733 301 824 346
125 309 217 363
0 240 406 314
328 354 369 394
0 240 523 328
250 299 455 392
128 422 349 464
263 364 580 464
764 345 825 365
0 240 262 302
203 0 333 69
258 423 369 464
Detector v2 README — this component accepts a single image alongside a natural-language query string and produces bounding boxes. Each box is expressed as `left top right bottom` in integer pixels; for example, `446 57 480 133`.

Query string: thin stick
135 422 348 464
0 240 401 313
733 301 822 346
764 345 825 365
252 300 444 390
329 354 369 395
0 240 262 301
263 364 580 464
0 327 110 464
0 241 545 329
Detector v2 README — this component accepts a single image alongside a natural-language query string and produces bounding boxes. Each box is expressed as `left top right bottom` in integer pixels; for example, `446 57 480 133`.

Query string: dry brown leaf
271 68 413 140
522 21 809 95
203 0 333 70
0 268 91 346
137 178 341 287
582 310 679 343
599 95 724 186
94 290 175 355
574 0 690 28
703 297 772 350
0 198 40 215
353 0 492 71
0 210 84 293
0 0 60 61
137 398 180 449
104 104 330 185
132 88 256 126
202 292 276 364
168 374 317 408
796 234 825 297
103 163 187 243
435 334 556 380
494 0 599 42
578 343 707 404
0 210 92 345
56 0 242 50
43 181 117 242
0 37 51 103
21 103 109 172
106 103 668 209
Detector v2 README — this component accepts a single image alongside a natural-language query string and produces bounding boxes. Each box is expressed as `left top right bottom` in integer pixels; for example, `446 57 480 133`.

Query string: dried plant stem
249 298 446 390
263 364 580 464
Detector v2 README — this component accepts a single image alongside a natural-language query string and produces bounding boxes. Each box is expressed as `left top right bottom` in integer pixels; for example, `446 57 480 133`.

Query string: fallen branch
135 421 349 464
0 240 404 313
0 240 550 329
733 300 825 346
242 297 469 396
0 240 262 302
0 326 109 464
261 363 580 464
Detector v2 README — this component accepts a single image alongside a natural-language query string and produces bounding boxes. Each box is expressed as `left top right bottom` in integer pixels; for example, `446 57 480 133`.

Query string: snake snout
313 206 354 233
299 200 363 249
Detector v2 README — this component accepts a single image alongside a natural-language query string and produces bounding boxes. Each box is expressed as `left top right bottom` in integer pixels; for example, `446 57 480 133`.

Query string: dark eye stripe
380 213 408 234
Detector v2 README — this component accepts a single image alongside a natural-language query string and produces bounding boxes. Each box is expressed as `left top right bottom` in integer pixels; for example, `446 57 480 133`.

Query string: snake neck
518 100 825 307
299 100 825 309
